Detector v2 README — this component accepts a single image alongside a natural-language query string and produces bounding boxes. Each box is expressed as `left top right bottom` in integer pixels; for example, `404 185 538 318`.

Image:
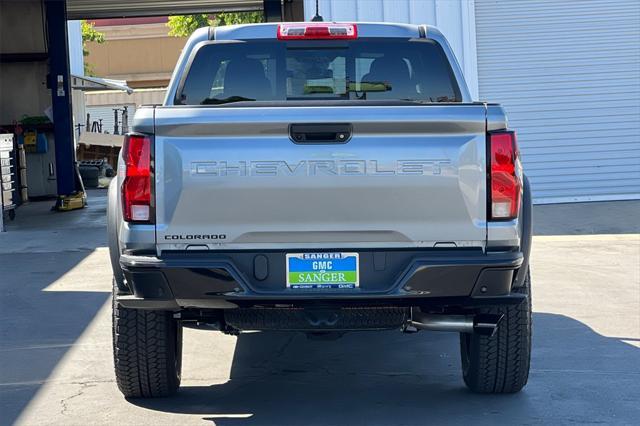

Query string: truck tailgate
154 105 487 251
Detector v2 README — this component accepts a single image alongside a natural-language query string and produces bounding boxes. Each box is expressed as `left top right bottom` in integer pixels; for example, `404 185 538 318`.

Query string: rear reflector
277 23 358 40
489 130 522 220
122 133 152 223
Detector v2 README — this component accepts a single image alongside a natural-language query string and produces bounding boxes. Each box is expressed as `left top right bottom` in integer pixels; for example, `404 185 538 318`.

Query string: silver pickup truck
108 22 532 398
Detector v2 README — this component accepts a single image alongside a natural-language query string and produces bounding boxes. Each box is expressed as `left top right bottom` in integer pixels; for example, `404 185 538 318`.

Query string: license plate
286 252 359 289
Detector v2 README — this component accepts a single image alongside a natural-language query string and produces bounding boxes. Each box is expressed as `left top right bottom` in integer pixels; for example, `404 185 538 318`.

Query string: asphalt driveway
1 192 638 425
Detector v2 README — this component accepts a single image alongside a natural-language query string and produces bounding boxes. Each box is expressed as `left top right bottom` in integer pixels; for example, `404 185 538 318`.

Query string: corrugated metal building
305 0 640 204
476 0 640 203
85 104 136 135
84 88 166 134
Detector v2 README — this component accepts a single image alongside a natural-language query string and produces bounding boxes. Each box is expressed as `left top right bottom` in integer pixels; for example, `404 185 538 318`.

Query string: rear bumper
117 249 524 310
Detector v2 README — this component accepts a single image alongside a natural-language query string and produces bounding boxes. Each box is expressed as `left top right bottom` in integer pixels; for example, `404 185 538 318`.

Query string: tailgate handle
289 123 352 144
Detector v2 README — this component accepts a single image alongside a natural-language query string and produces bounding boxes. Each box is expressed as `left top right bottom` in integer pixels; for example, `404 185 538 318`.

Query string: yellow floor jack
53 163 88 212
54 191 87 211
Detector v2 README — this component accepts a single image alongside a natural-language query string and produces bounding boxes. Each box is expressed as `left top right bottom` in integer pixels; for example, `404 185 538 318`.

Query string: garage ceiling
66 0 263 19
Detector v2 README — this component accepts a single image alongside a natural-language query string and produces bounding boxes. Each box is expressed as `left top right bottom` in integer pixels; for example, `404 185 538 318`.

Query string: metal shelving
1 134 16 228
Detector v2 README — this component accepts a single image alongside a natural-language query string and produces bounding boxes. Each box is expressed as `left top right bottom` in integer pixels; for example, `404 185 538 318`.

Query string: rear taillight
277 23 358 40
121 133 152 223
489 130 522 220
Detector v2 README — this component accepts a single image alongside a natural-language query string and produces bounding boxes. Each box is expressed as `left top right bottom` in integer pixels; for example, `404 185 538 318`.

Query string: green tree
81 20 105 76
166 12 264 38
166 14 211 37
213 11 264 27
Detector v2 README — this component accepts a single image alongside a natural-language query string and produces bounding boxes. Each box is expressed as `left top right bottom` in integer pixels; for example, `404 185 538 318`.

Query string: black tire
112 280 182 398
460 269 532 393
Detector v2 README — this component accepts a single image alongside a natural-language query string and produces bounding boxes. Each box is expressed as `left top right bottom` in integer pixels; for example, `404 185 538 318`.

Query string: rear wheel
112 279 182 398
460 269 532 393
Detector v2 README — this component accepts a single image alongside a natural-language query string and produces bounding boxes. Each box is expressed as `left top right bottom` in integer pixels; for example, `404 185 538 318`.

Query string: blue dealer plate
286 252 359 289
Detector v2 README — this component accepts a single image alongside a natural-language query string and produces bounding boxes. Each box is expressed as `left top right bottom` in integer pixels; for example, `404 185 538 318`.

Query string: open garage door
67 0 263 19
475 0 640 203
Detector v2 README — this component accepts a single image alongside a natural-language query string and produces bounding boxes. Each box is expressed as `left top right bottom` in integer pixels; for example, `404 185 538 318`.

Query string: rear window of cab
176 39 462 105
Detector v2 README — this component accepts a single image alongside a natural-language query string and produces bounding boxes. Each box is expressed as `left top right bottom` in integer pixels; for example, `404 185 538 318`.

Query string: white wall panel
476 0 640 203
355 0 384 21
408 0 436 24
303 0 479 98
383 0 411 23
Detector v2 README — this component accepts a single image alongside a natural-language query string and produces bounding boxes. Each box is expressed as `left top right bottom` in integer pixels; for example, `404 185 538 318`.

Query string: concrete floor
1 192 639 426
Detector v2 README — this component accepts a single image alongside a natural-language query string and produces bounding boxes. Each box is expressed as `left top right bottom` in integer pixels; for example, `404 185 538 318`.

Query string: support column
45 0 76 196
264 0 283 22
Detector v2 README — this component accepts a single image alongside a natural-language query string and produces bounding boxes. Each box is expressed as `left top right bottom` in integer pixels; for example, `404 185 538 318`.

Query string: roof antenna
311 0 324 21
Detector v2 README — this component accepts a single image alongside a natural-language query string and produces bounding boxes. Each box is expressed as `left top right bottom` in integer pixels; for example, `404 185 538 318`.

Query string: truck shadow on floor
0 250 110 426
0 191 110 425
132 312 640 425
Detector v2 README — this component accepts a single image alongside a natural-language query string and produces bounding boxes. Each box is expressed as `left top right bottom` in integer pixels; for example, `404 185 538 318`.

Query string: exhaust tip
407 312 504 335
473 314 504 337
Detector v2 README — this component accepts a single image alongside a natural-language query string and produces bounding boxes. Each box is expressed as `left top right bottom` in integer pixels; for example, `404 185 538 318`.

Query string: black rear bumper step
117 249 524 311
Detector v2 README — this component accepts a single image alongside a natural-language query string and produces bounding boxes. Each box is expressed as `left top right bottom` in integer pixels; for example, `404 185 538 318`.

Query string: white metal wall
476 0 640 203
303 0 480 99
